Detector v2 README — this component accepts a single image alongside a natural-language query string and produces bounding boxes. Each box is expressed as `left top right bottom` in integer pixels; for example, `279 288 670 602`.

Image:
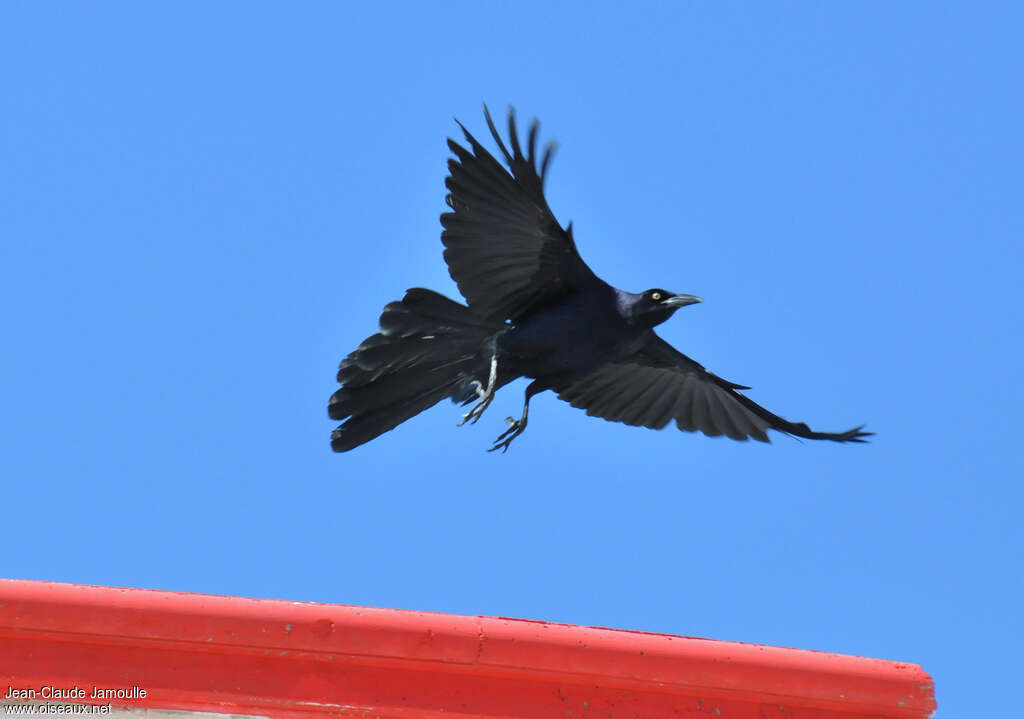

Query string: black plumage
328 106 871 452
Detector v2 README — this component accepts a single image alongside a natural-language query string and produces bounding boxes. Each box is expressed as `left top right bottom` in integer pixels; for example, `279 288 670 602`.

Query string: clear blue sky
2 2 1021 715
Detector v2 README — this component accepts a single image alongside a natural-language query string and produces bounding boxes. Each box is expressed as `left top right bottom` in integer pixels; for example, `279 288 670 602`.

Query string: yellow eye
651 292 662 301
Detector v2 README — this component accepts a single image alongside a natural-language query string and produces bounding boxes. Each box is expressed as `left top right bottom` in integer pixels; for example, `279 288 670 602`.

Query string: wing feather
441 106 604 322
557 333 872 443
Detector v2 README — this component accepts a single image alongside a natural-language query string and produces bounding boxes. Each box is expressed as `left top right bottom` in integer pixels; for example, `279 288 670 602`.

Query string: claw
459 393 493 425
488 403 530 453
488 419 526 453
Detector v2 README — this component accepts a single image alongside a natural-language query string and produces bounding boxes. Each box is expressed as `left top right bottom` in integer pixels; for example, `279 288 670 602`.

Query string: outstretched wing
441 105 604 323
556 333 872 443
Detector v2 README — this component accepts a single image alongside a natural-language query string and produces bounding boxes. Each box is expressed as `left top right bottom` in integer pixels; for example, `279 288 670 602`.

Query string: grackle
329 107 871 452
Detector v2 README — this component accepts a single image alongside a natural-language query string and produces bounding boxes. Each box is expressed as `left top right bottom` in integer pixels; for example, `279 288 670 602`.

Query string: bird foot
459 393 493 425
487 416 528 453
458 352 498 426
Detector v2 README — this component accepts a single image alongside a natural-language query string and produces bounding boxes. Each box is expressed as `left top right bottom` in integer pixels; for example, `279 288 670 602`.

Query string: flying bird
329 107 871 452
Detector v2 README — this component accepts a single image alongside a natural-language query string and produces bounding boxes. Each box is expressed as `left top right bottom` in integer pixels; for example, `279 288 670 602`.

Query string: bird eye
651 292 662 301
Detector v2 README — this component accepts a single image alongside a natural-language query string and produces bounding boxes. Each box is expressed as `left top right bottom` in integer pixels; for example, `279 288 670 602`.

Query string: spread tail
328 288 501 452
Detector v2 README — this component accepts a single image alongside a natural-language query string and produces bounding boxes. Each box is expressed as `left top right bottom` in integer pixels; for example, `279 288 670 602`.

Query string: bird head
629 288 703 328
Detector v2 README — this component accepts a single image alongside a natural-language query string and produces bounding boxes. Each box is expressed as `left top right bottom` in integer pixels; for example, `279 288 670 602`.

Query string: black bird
329 107 871 452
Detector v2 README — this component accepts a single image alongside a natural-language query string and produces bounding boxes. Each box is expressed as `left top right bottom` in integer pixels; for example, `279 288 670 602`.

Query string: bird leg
458 352 498 426
488 381 541 453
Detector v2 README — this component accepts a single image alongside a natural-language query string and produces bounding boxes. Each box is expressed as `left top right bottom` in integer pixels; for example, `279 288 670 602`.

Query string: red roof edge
0 579 935 718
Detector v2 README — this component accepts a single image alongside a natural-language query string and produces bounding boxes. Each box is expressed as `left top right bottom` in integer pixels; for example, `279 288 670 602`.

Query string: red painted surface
0 579 935 718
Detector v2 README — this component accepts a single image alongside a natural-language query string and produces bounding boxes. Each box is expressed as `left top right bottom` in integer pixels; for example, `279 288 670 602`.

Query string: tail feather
329 288 501 452
337 336 478 387
378 288 500 338
329 377 462 452
331 362 466 418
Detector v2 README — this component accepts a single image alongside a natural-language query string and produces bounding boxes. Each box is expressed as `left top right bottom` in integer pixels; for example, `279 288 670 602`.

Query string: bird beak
662 294 703 308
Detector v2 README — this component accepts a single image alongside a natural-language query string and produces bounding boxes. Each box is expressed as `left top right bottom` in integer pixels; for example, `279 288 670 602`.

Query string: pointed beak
662 294 703 308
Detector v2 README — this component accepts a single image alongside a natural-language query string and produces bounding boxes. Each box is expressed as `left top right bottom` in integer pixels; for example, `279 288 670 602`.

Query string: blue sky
2 2 1021 715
